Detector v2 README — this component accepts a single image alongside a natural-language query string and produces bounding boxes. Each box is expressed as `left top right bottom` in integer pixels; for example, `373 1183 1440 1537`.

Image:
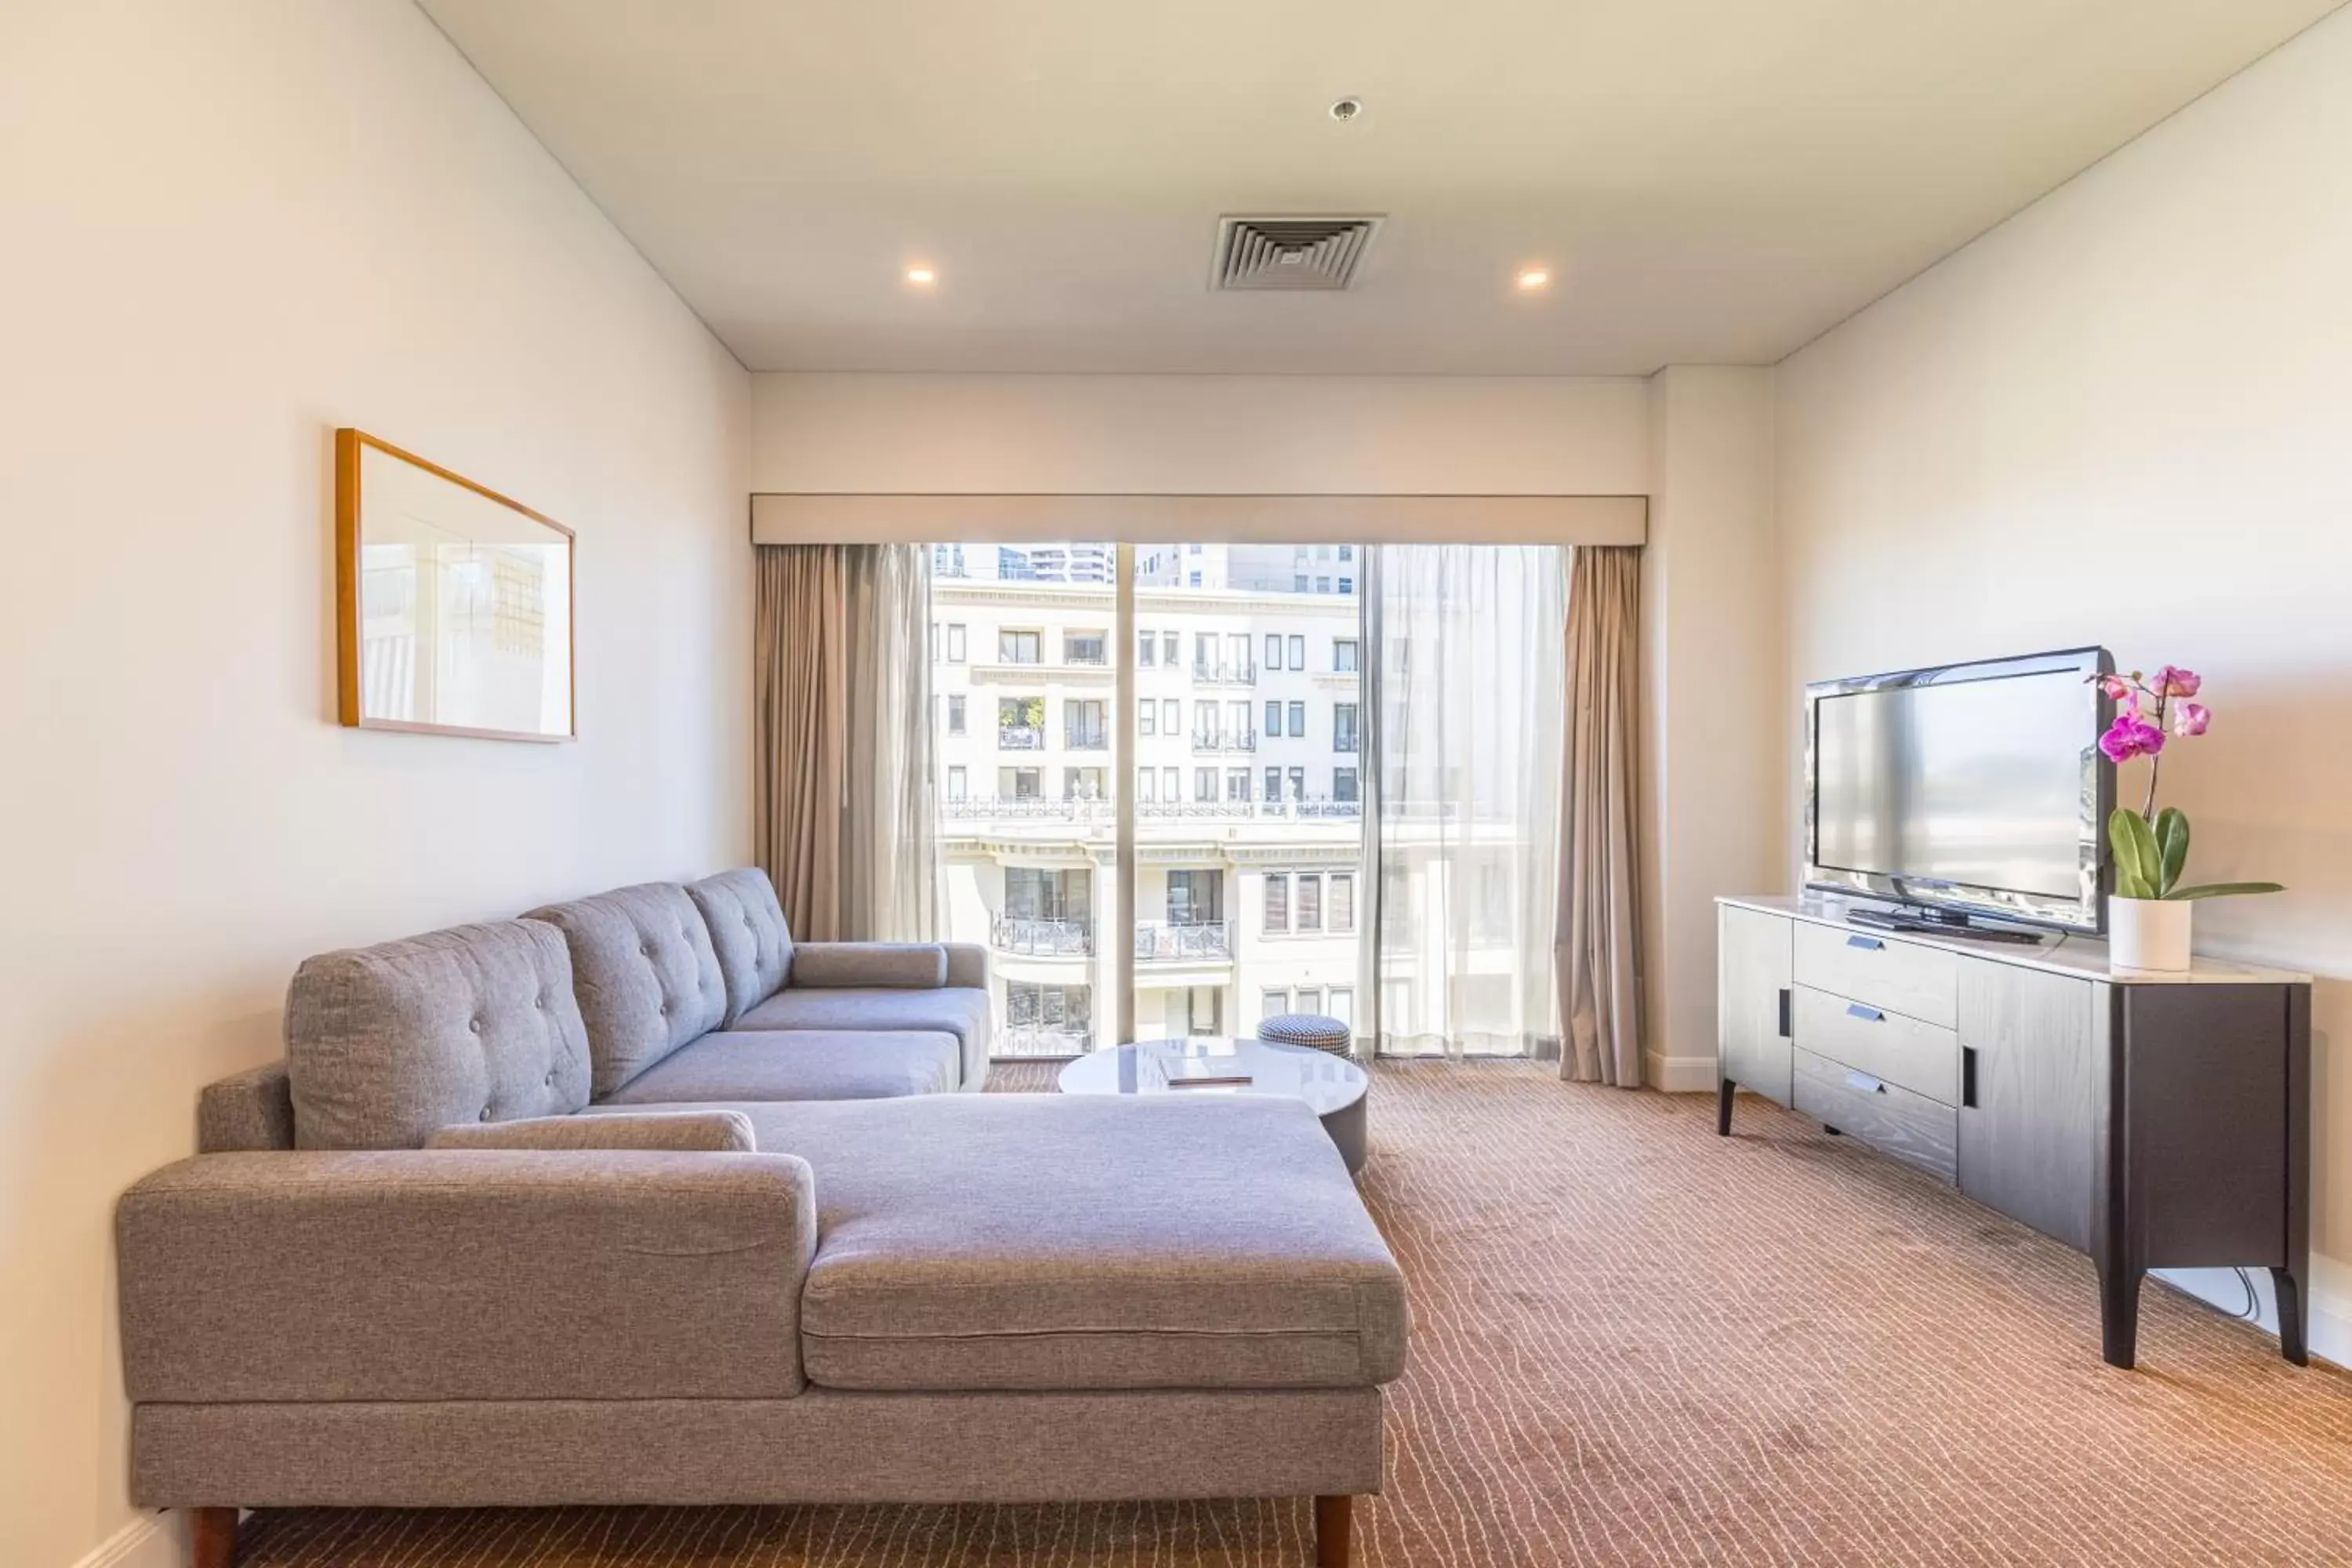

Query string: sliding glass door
931 539 1364 1058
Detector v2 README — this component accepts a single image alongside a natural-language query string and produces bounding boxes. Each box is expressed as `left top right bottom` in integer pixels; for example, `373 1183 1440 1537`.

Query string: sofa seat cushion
672 1094 1406 1393
594 1030 960 1105
732 987 991 1089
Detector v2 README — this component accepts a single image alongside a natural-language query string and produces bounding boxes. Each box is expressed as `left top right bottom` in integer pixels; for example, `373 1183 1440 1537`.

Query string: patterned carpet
234 1061 2352 1566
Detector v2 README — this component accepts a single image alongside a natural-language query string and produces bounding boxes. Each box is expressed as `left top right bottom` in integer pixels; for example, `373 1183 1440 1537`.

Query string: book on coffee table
1161 1056 1255 1087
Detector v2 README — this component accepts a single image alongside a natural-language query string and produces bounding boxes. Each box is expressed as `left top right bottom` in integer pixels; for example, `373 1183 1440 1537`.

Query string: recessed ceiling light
1515 267 1552 292
1329 97 1363 122
904 265 937 286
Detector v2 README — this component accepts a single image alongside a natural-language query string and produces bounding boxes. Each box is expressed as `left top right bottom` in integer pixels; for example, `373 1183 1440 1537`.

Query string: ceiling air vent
1212 215 1383 292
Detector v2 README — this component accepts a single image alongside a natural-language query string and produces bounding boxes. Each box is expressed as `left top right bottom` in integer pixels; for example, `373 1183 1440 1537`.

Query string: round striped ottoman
1258 1012 1353 1056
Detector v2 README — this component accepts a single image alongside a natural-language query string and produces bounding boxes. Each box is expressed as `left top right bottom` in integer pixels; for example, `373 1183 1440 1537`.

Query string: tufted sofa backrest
524 883 729 1096
685 867 794 1026
285 920 594 1149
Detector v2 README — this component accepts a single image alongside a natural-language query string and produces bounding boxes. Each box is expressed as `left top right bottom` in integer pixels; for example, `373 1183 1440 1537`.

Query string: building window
1194 767 1216 803
1265 633 1283 670
1334 766 1359 804
1230 633 1253 676
1065 699 1107 750
1287 701 1306 739
1065 630 1106 666
1294 574 1308 592
1163 766 1181 800
1189 571 1203 586
1000 767 1041 798
946 765 967 800
1330 872 1356 932
1000 629 1041 664
1162 632 1179 665
1287 634 1305 669
946 694 966 735
1138 702 1156 736
1163 698 1180 733
946 623 967 662
1138 630 1156 667
1167 869 1221 924
1226 768 1250 802
1264 699 1281 737
1297 986 1323 1014
1297 873 1323 931
1338 544 1355 562
1195 633 1216 676
1265 873 1289 932
1064 767 1105 800
1328 986 1354 1026
1338 576 1353 594
1334 702 1359 753
1229 699 1253 743
1334 639 1359 673
1138 768 1156 803
1262 988 1290 1019
1316 577 1332 593
998 695 1044 749
1288 767 1305 801
1265 765 1283 802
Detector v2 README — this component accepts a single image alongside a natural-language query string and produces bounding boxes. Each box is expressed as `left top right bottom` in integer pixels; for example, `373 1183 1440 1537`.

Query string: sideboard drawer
1794 985 1960 1105
1795 922 1958 1028
1793 1048 1958 1184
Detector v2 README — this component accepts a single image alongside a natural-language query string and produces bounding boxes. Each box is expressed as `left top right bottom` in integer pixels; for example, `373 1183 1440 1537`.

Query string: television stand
1843 906 2045 945
1715 895 2312 1370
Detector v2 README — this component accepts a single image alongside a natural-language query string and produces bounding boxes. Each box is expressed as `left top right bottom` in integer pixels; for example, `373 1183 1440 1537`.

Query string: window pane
1138 630 1155 666
1330 872 1356 932
1334 702 1359 753
947 624 967 662
1298 873 1323 931
1226 767 1250 801
1138 702 1156 735
1265 873 1289 932
1262 988 1289 1019
946 765 967 800
1287 635 1305 667
1138 768 1155 802
946 694 966 734
1287 701 1305 738
1334 638 1359 673
1265 633 1283 670
1065 630 1105 665
1328 987 1353 1025
1163 632 1178 664
1194 767 1215 801
1335 766 1359 803
1298 986 1323 1014
1265 699 1282 736
1163 699 1179 731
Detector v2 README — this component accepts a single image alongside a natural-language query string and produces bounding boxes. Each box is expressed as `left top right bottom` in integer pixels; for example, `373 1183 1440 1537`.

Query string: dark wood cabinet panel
1956 958 2095 1253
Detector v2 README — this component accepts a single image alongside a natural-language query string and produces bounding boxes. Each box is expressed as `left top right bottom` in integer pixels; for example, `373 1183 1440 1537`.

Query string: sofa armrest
789 942 947 989
118 1150 816 1403
943 942 988 990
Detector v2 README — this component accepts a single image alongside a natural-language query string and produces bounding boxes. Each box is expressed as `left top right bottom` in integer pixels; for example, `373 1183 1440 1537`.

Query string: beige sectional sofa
118 867 1407 1568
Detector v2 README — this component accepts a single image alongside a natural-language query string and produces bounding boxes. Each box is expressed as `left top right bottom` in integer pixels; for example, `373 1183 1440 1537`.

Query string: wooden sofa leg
190 1508 238 1568
1314 1494 1354 1567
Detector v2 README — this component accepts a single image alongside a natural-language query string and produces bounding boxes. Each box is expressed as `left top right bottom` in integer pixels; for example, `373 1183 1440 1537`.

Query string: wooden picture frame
335 429 576 742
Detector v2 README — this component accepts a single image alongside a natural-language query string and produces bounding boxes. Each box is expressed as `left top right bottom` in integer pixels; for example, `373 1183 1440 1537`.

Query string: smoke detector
1210 215 1384 292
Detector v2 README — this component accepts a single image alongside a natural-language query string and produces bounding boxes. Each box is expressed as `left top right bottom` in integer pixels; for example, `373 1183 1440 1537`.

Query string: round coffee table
1057 1037 1370 1175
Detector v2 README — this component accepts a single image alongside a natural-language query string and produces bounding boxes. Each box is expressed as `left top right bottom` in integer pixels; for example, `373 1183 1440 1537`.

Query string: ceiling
420 0 2339 375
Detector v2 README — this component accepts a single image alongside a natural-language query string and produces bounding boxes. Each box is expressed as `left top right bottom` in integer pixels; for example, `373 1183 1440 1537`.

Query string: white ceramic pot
2110 896 2192 973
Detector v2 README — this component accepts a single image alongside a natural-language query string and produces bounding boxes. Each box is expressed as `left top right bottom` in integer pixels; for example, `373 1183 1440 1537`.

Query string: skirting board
71 1512 181 1568
1646 1052 1718 1094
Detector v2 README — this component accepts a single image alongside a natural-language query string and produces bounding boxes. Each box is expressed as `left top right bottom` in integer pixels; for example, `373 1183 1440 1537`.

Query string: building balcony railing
1064 729 1110 751
997 725 1044 750
1190 731 1258 754
991 916 1094 957
939 795 1363 825
1134 920 1234 963
997 1024 1095 1058
1191 662 1258 687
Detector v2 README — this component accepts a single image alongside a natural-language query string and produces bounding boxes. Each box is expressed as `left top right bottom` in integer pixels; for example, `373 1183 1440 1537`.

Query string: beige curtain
1557 545 1645 1085
755 543 936 942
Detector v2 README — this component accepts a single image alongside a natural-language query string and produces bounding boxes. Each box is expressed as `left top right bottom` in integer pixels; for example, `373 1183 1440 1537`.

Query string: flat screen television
1803 647 2116 935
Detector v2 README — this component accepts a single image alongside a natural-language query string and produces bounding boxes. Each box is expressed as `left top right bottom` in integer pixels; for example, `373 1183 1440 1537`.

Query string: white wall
0 5 752 1565
752 373 1648 495
1777 7 2352 1353
1643 368 1782 1089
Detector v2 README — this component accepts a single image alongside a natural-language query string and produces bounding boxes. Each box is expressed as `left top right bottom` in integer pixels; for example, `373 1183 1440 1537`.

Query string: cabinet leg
1314 1495 1353 1567
1716 1078 1735 1136
2271 1266 2309 1367
2098 1261 2144 1370
191 1508 239 1568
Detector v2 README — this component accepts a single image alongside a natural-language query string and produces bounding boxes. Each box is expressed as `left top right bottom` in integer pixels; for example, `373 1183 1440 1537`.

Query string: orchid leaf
2168 882 2286 900
2109 809 2159 900
2156 808 2190 897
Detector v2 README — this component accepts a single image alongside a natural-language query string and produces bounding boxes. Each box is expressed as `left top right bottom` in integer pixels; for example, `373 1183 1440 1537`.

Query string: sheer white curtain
1362 545 1569 1059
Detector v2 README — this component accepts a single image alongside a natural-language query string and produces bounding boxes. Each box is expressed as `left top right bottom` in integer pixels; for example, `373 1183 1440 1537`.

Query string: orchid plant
2091 665 2282 902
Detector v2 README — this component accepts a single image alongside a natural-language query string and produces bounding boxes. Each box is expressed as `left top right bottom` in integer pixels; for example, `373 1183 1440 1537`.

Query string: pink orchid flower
2154 665 2202 698
2099 712 2165 764
2172 702 2210 737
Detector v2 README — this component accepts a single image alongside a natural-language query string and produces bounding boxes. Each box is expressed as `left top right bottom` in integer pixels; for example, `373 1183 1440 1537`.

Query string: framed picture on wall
334 429 575 742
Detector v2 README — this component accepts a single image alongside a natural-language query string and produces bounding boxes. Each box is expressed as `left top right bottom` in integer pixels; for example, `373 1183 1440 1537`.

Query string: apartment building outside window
1000 629 1041 663
1065 630 1107 665
1065 698 1107 750
946 623 966 662
1334 638 1359 673
1334 702 1359 753
946 694 965 735
1287 634 1305 668
1287 701 1306 738
999 695 1043 749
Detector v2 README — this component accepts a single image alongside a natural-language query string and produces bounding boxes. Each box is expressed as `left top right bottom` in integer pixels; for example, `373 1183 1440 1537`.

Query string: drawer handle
1846 935 1885 951
1844 1069 1887 1095
1846 1003 1885 1023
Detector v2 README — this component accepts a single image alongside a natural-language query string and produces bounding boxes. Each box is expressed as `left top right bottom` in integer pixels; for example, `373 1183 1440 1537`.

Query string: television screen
1813 668 2092 902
